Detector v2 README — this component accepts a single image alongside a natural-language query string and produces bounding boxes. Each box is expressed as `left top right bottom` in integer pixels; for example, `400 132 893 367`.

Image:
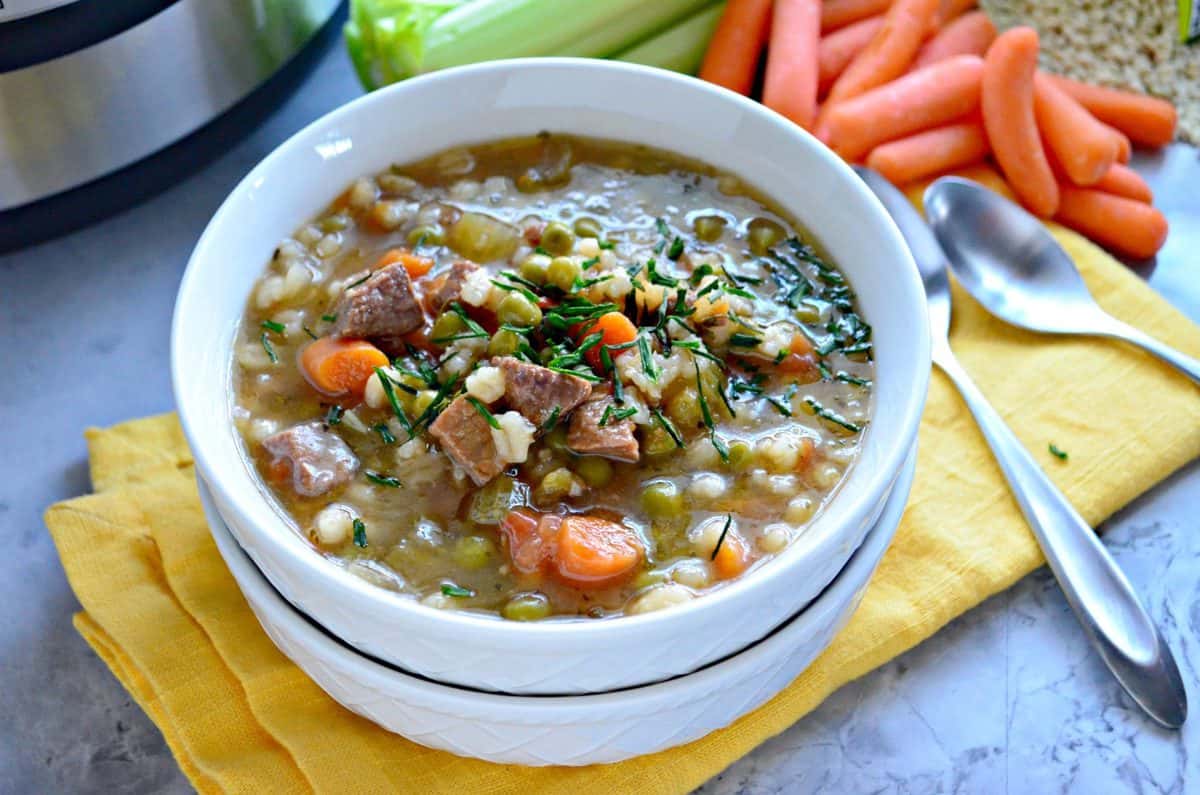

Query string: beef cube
424 260 480 315
428 396 504 486
332 262 424 353
497 357 592 428
567 397 639 463
262 421 359 497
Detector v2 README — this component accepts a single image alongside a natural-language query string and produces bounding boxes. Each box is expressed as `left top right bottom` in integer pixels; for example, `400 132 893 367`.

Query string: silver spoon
854 165 1187 728
925 176 1200 385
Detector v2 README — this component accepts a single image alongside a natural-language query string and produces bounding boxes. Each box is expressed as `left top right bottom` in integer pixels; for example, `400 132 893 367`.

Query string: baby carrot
1092 163 1153 203
1043 74 1177 147
818 15 885 96
554 515 644 589
763 0 822 129
865 117 989 183
581 311 638 370
300 337 389 397
1033 73 1118 187
826 0 940 103
931 0 976 28
823 54 985 161
821 0 890 33
1105 124 1132 163
1055 186 1168 259
981 27 1059 217
912 10 995 69
699 0 774 95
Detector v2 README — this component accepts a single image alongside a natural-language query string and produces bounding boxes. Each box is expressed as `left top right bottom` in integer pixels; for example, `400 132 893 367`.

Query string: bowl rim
200 444 915 709
172 57 930 645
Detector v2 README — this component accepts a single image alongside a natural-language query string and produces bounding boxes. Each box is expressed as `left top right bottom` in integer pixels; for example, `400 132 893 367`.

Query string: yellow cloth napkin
46 171 1200 794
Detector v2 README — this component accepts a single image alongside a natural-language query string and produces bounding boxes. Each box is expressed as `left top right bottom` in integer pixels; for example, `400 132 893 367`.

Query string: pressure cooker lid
0 0 177 73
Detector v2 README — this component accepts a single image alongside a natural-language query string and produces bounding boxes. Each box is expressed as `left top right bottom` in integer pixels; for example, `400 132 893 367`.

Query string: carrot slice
1033 73 1118 187
912 10 995 69
821 0 890 33
375 247 433 278
825 0 940 104
299 337 389 397
554 515 644 589
581 311 638 370
763 0 822 130
712 529 753 580
981 27 1059 217
500 508 558 576
931 0 976 28
818 15 885 97
776 333 818 374
1092 163 1153 203
1054 186 1168 260
823 54 985 161
865 116 990 183
698 0 774 96
1107 126 1132 163
1043 74 1177 147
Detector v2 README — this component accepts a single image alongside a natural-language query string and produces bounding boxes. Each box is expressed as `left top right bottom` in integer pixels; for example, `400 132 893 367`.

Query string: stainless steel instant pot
0 0 344 249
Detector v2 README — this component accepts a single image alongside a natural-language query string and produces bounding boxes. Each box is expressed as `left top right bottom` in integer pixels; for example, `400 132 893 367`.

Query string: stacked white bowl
172 60 930 764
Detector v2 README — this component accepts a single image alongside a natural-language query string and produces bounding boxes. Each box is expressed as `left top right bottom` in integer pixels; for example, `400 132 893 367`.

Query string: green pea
452 535 494 570
537 467 577 500
487 329 522 356
430 311 466 342
519 253 551 285
407 225 443 248
540 222 575 256
575 457 613 488
496 292 543 326
573 217 603 238
502 592 552 621
747 217 786 256
546 256 581 291
693 214 726 242
725 440 753 471
320 214 350 233
641 480 684 519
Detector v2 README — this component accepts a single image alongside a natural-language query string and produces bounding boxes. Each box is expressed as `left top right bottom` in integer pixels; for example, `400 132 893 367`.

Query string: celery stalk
346 0 716 89
614 2 725 74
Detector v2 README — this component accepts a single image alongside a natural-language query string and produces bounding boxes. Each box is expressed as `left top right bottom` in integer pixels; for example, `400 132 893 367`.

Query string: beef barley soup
233 134 873 621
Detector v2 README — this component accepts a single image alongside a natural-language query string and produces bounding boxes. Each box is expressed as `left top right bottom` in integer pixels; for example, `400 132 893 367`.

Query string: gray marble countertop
1 40 1197 795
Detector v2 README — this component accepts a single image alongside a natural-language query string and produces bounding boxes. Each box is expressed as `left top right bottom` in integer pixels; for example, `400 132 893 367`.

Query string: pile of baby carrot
698 0 1179 259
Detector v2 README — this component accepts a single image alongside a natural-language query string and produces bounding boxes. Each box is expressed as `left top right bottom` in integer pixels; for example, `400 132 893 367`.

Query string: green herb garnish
836 371 871 387
541 406 562 432
365 471 402 488
302 326 319 340
599 404 638 427
650 408 684 448
805 398 862 433
729 333 761 348
467 396 500 429
373 423 396 445
637 334 658 381
374 367 413 432
667 236 684 260
1049 443 1069 461
321 314 337 323
345 272 372 290
598 239 615 250
441 584 474 598
260 332 278 364
325 404 344 426
710 515 733 561
260 319 286 334
352 518 367 548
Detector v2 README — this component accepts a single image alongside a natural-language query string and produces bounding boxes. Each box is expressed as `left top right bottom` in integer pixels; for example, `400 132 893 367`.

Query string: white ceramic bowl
200 446 916 766
173 58 930 695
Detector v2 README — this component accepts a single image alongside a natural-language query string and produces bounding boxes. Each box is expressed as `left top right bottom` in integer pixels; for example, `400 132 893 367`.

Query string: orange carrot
500 509 557 576
374 247 434 278
913 10 995 68
826 0 940 103
981 27 1059 217
763 0 822 129
1108 126 1132 163
821 0 890 33
712 528 753 580
698 0 774 95
1033 73 1118 187
300 337 389 397
1092 163 1153 203
1055 186 1168 259
1043 74 1177 147
931 0 975 28
554 515 644 588
823 54 984 161
818 15 885 97
581 311 638 370
866 117 989 183
776 333 818 374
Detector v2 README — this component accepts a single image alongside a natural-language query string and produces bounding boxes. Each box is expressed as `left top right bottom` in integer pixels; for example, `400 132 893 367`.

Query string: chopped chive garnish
580 256 600 269
598 239 614 250
441 584 474 598
325 404 344 426
650 408 684 448
534 245 551 256
302 326 319 340
345 272 372 290
373 423 396 445
365 471 402 488
321 314 337 323
541 406 562 432
433 331 490 344
374 367 413 432
667 236 684 260
1049 443 1069 461
805 398 862 433
817 361 833 380
260 319 286 334
694 362 715 430
599 404 637 427
260 332 278 364
710 431 730 463
490 279 540 303
710 515 733 561
498 270 541 292
466 396 500 429
637 334 658 381
655 218 671 238
729 333 761 348
645 258 679 287
573 273 614 289
836 371 871 387
352 518 367 548
448 302 489 338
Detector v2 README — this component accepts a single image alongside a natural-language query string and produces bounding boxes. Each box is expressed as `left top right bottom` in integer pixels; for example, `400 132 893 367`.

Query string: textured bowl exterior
200 447 916 766
173 58 931 694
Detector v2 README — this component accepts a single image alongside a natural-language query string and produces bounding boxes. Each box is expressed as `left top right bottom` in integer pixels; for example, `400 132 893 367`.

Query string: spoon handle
1100 317 1200 386
932 346 1188 728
